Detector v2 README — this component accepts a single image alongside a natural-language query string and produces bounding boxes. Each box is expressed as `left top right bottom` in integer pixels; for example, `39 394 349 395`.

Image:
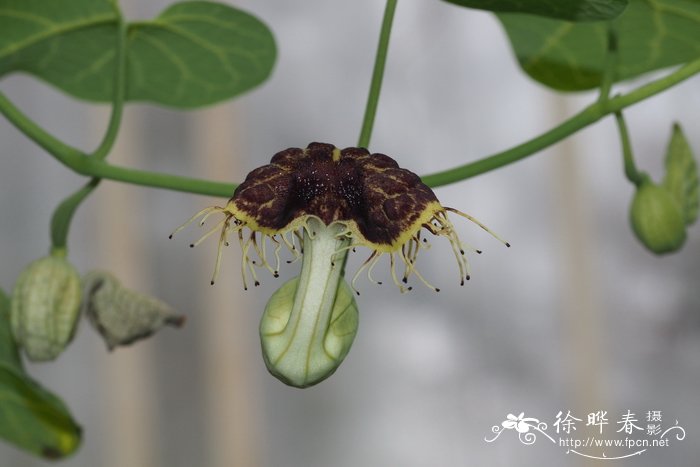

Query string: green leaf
0 0 276 108
663 123 698 225
498 0 700 91
0 288 82 459
444 0 628 21
0 365 82 460
126 2 276 107
0 0 120 97
0 287 22 371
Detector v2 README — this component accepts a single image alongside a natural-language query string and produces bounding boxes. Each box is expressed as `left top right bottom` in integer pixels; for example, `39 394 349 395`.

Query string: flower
172 142 507 291
172 142 507 387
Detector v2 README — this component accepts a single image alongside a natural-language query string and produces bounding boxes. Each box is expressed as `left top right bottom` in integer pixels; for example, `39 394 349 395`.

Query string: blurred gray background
1 1 699 466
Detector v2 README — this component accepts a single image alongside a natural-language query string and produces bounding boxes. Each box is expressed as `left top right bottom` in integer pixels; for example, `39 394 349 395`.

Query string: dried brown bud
82 271 184 350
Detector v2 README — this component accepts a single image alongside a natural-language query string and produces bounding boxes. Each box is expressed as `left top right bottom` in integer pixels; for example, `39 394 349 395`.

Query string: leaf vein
0 14 115 59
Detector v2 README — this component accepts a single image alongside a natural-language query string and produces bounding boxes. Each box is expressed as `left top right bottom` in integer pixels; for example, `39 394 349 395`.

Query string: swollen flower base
259 217 358 387
172 143 507 387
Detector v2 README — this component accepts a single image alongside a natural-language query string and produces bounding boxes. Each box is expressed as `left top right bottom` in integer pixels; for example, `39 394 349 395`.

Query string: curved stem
421 59 700 188
49 15 127 251
614 110 643 186
0 91 84 164
1 61 698 198
597 22 618 104
91 18 127 160
0 90 237 196
73 158 236 196
357 0 398 148
50 179 101 251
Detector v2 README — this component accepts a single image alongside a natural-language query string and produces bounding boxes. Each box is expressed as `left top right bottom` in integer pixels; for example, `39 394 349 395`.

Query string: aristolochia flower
172 142 507 387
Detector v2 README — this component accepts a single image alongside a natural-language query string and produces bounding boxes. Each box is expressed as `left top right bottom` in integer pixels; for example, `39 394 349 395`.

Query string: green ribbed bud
10 253 82 361
260 218 359 388
630 180 686 254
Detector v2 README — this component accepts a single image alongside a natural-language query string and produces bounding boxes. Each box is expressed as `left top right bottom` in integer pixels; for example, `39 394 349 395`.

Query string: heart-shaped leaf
444 0 628 21
125 2 276 107
498 0 700 91
0 0 276 108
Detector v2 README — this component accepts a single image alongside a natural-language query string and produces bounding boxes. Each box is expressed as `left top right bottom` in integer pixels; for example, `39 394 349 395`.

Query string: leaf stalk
357 0 398 149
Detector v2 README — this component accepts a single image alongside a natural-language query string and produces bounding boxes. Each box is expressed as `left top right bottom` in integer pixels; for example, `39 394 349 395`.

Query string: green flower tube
260 218 359 387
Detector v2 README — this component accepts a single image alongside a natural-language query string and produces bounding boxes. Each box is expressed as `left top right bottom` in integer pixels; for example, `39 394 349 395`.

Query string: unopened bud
630 180 686 254
10 254 82 361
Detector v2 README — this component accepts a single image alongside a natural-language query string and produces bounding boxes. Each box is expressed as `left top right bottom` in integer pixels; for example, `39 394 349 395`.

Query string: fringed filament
173 204 507 294
172 207 303 290
349 206 507 293
444 207 510 247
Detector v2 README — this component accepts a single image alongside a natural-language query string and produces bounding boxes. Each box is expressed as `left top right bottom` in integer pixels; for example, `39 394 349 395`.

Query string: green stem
1 62 698 198
614 110 643 186
50 179 100 251
421 59 700 188
73 158 236 196
0 91 84 165
91 18 127 160
49 15 127 251
0 87 236 196
357 0 398 148
597 22 618 104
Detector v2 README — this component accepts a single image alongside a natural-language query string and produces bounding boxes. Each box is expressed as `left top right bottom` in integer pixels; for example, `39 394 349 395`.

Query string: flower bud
10 254 82 361
82 271 185 350
630 180 686 254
